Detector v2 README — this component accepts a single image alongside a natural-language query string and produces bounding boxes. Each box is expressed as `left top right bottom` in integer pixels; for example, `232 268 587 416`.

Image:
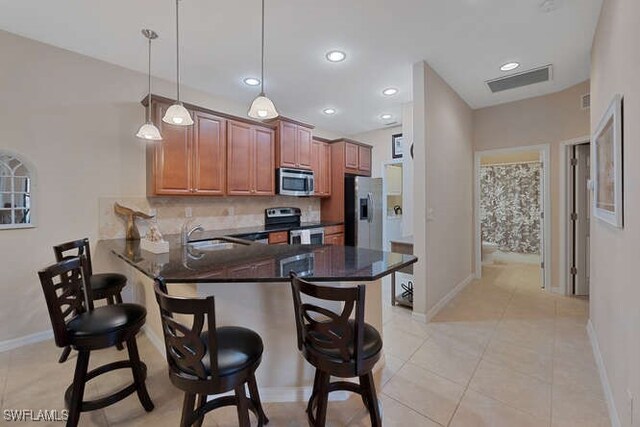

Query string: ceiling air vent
486 65 552 93
581 93 591 110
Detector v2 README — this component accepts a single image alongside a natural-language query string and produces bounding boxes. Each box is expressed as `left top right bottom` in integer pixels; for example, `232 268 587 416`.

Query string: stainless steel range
264 207 324 244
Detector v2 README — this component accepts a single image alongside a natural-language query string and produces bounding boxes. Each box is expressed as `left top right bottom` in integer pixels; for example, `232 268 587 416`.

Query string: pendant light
136 29 163 141
248 0 279 120
163 0 194 126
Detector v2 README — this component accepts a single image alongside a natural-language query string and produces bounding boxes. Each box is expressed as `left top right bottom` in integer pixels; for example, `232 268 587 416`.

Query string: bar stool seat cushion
307 320 382 362
67 304 146 338
89 273 127 291
198 327 263 377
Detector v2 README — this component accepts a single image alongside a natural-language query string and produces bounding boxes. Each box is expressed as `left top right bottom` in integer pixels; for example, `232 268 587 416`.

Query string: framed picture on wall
592 94 623 228
392 133 403 159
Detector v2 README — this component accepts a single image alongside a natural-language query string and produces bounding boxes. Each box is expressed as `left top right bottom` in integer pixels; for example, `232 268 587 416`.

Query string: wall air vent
486 65 552 93
581 93 591 110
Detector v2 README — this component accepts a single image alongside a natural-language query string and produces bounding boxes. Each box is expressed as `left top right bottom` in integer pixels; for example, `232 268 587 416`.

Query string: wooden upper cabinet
311 139 332 197
345 142 359 170
358 145 372 174
226 121 254 195
253 127 275 195
278 122 298 168
297 127 313 169
321 143 332 194
193 111 226 195
150 102 193 195
227 120 275 196
273 119 314 170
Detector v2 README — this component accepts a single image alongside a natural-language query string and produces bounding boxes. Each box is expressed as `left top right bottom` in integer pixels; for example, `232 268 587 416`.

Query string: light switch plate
185 207 193 218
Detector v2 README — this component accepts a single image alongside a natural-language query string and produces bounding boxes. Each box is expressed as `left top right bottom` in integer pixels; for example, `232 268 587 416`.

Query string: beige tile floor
0 263 610 426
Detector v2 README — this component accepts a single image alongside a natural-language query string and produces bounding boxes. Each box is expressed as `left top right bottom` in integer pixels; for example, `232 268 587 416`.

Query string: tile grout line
381 391 446 427
445 269 518 427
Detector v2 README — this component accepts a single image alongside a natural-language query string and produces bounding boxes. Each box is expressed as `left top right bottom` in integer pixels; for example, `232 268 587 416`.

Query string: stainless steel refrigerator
344 175 383 250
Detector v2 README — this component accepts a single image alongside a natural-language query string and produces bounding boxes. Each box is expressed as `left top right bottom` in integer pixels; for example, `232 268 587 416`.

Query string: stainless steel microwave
277 168 314 196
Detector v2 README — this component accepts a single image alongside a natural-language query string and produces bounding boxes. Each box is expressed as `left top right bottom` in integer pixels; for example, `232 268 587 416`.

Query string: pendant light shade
248 94 279 119
136 123 163 140
163 0 193 126
163 103 194 125
137 29 162 141
248 0 279 120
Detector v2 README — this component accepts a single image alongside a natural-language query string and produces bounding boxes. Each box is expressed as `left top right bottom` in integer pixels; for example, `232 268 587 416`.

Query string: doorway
562 140 591 296
474 145 551 288
382 162 404 251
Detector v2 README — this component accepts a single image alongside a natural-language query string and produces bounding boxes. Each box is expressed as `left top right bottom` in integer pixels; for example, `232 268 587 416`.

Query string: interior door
574 143 591 295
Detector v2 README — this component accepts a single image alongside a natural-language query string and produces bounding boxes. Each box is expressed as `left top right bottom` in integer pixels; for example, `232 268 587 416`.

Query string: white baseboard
587 320 621 427
424 274 474 323
0 329 54 353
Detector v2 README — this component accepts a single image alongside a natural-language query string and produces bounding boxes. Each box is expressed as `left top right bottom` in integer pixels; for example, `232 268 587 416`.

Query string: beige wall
0 30 324 343
412 61 475 316
474 81 591 288
350 125 403 179
590 0 640 425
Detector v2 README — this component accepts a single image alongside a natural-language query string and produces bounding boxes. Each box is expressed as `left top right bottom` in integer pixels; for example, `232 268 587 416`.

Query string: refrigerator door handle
367 192 374 223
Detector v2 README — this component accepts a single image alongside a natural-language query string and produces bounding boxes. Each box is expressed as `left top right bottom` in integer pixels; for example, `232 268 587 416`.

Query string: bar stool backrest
38 256 93 348
289 273 366 373
53 238 94 276
153 280 218 382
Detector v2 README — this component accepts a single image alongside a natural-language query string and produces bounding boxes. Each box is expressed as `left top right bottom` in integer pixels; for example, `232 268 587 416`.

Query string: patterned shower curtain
480 162 541 254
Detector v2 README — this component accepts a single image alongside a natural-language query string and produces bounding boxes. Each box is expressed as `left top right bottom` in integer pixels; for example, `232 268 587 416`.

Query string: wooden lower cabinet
227 120 275 196
325 233 344 246
268 231 289 244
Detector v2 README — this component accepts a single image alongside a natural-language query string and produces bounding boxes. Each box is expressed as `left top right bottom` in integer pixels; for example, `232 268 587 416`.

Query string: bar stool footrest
307 381 363 425
187 395 267 427
64 360 147 412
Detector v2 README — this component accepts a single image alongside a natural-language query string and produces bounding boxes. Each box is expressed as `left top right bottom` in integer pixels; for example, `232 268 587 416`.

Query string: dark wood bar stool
289 273 383 427
153 279 269 427
54 238 128 362
38 256 154 427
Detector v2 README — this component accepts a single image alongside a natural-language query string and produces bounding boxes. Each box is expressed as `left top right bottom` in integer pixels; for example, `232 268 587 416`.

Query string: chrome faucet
181 221 204 246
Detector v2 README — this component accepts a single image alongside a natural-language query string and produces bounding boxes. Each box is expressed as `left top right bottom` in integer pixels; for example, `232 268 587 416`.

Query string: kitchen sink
188 237 250 252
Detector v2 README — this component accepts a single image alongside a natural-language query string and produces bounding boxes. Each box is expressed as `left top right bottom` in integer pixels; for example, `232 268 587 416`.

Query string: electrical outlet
627 389 634 425
185 207 192 218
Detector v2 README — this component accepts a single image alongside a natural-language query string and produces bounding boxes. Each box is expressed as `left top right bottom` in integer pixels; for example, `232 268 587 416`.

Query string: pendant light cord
176 0 181 103
260 0 265 95
147 37 152 123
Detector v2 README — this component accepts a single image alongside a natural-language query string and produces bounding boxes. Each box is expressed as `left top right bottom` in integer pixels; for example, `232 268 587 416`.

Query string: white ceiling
0 0 602 135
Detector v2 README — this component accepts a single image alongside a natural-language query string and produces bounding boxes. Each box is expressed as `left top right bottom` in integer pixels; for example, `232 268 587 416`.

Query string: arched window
0 152 34 229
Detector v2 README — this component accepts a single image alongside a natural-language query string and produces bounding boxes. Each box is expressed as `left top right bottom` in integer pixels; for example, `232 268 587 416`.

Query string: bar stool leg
361 372 382 427
66 350 90 427
248 373 269 425
126 338 154 412
193 394 206 427
235 385 251 427
58 346 72 364
180 393 196 427
314 372 330 427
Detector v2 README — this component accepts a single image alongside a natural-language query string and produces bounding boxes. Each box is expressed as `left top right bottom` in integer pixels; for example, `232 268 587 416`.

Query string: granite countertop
389 235 414 245
99 232 417 284
189 221 344 242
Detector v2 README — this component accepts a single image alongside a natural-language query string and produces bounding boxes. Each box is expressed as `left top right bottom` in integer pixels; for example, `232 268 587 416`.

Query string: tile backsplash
99 196 321 240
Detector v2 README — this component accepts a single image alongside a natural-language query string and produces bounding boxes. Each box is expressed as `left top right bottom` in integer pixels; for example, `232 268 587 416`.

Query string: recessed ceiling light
380 113 393 120
326 50 346 62
382 88 398 96
243 77 261 86
500 62 520 72
323 108 336 115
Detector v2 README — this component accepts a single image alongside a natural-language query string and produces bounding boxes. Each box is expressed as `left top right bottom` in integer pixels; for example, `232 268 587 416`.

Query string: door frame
473 144 551 288
381 159 404 251
559 135 591 295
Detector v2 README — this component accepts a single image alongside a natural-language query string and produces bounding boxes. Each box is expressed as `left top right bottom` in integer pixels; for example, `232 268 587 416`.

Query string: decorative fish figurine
114 202 154 241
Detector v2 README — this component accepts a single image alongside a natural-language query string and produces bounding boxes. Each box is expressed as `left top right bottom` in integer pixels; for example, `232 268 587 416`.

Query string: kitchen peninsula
98 234 417 401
